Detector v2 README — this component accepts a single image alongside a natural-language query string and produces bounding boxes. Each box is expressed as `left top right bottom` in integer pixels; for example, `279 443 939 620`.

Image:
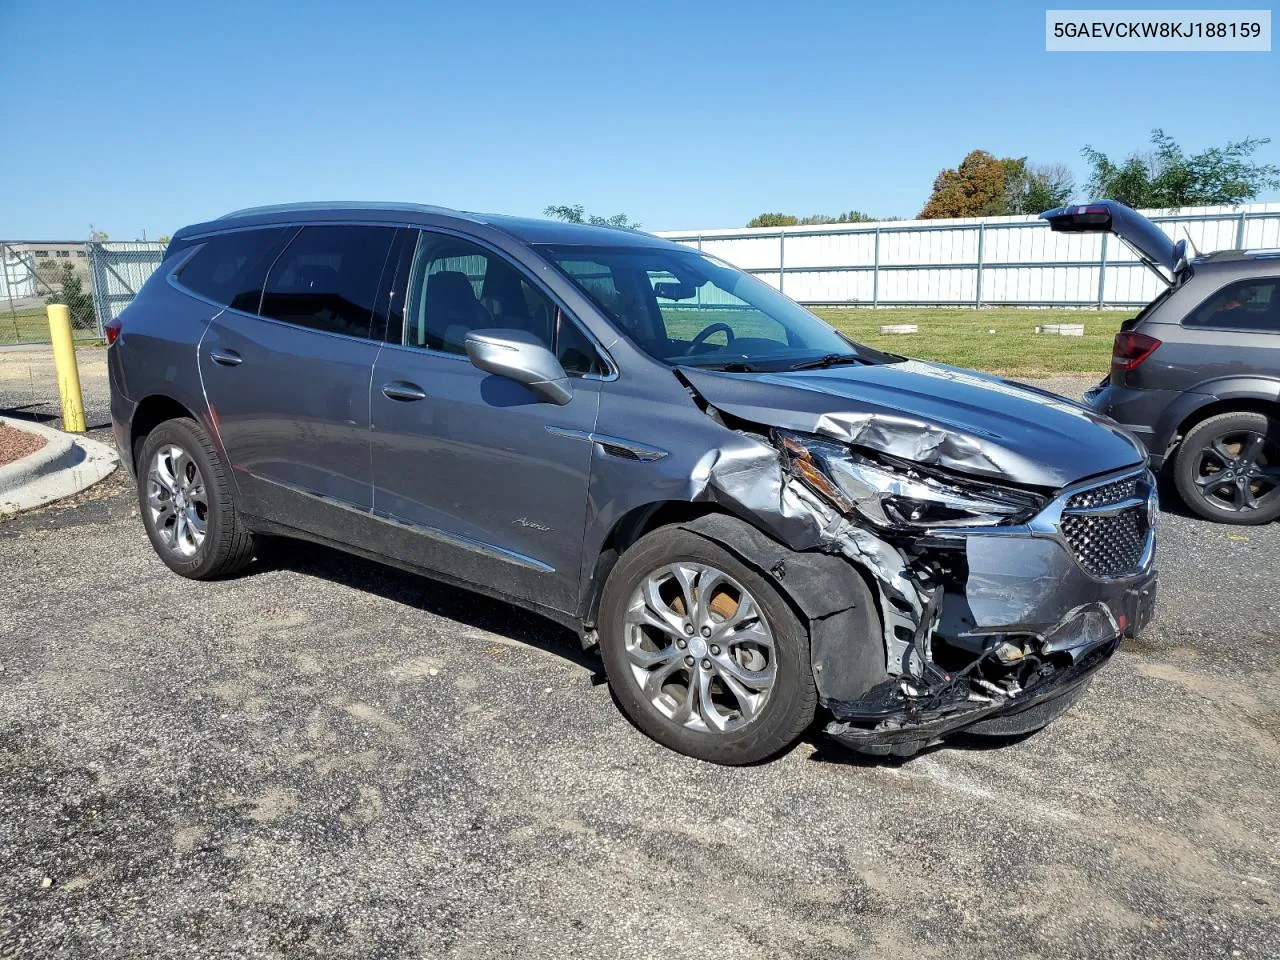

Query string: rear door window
177 228 293 311
1185 277 1280 333
259 225 397 339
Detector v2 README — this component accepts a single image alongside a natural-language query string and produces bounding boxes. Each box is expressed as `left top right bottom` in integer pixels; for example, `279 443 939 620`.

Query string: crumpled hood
678 359 1145 488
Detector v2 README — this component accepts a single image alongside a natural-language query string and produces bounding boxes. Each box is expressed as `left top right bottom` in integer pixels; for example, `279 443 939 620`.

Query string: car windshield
538 244 889 370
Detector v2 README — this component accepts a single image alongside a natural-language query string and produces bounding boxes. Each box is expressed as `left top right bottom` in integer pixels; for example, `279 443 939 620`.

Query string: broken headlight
777 431 1044 530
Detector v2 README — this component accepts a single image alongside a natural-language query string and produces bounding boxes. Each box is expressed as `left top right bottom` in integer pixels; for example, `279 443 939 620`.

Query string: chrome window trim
169 221 620 380
168 224 397 346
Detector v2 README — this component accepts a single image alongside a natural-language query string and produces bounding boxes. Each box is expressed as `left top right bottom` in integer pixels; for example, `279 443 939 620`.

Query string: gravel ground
2 366 1277 959
0 424 45 467
0 346 111 430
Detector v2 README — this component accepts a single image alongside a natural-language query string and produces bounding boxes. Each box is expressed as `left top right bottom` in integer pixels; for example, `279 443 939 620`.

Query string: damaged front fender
582 371 1157 755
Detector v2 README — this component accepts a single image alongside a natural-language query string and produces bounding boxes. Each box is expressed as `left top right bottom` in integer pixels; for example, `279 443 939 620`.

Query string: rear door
197 224 398 545
368 230 605 614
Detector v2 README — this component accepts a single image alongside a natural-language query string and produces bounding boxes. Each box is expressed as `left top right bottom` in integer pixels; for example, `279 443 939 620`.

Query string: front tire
136 418 255 579
597 526 816 765
1173 411 1280 525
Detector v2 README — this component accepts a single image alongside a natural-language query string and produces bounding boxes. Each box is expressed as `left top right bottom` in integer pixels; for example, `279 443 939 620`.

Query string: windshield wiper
788 353 866 371
709 361 761 372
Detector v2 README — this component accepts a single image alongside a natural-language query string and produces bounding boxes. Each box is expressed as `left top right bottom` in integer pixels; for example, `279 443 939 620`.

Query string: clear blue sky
1 0 1276 239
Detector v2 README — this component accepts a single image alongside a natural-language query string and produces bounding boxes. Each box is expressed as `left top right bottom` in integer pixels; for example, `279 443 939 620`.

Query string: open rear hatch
1040 200 1189 286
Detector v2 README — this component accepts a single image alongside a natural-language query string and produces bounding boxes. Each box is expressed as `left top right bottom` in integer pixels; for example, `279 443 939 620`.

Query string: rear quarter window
1184 276 1280 333
177 228 293 312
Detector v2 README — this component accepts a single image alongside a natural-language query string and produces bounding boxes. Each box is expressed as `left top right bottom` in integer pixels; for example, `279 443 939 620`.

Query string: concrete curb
0 416 119 515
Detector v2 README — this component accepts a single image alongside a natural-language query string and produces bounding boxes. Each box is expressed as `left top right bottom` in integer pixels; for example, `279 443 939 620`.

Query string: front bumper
826 632 1120 749
821 466 1158 752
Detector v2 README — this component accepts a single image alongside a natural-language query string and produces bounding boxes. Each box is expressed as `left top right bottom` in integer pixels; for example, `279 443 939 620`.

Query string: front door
368 231 606 614
199 224 397 544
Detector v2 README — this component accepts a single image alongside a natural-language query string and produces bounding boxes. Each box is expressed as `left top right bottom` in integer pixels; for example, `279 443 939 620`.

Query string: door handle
382 381 427 402
209 348 242 367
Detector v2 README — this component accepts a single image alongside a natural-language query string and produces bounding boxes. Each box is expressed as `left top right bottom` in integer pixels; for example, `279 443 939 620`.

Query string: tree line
912 130 1278 220
543 130 1279 230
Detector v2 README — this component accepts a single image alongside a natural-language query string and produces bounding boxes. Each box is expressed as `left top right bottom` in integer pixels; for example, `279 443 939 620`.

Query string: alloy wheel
1193 429 1280 514
623 562 777 734
147 444 208 557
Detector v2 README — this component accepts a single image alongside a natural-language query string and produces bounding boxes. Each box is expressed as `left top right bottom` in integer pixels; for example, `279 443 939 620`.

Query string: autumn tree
918 150 1008 219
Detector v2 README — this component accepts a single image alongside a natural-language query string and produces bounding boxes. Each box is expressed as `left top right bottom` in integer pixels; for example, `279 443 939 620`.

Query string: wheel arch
1173 394 1280 451
128 394 199 470
580 500 729 630
583 503 887 704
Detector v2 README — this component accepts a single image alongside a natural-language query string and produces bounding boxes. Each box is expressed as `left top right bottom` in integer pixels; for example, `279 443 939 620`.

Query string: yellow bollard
46 303 87 433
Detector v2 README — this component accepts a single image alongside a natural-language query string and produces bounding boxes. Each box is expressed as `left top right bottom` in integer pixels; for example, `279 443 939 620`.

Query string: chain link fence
1 240 166 346
1 241 164 428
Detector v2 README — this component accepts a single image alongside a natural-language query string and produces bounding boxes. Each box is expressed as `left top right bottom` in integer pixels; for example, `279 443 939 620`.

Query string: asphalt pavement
1 361 1277 959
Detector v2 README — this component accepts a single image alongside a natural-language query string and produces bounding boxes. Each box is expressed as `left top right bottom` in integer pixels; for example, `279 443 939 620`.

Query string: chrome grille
1066 477 1139 511
1058 472 1152 579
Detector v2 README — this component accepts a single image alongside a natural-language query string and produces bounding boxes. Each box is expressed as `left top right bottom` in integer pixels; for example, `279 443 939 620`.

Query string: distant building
1 242 90 303
5 241 90 273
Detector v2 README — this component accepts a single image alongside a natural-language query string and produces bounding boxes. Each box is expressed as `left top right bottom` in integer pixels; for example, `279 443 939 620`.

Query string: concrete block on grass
1035 323 1085 337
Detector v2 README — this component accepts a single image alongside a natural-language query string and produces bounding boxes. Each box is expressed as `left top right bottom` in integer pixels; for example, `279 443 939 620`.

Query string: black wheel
597 525 816 765
136 418 255 579
1173 411 1280 525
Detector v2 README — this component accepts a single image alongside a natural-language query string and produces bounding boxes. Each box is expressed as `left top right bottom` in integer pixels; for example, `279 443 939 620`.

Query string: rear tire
597 525 816 765
1173 411 1280 525
136 418 255 579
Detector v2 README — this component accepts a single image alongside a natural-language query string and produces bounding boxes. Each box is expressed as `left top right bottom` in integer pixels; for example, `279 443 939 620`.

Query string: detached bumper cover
824 633 1119 748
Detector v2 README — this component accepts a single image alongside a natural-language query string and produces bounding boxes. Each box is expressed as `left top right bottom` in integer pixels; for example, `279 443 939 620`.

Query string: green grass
0 305 101 345
811 307 1131 376
0 300 1128 374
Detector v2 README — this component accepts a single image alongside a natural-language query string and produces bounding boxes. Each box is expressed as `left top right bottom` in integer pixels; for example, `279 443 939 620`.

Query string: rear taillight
1112 330 1160 370
104 317 122 345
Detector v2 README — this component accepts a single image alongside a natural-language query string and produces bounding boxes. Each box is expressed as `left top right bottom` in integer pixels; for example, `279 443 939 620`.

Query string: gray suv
108 202 1158 764
1044 201 1280 524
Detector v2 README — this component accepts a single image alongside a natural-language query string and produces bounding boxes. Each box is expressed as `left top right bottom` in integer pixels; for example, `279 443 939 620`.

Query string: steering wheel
686 321 735 353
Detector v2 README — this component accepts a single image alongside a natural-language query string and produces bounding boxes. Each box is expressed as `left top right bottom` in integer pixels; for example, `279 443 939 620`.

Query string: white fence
87 241 167 328
656 202 1280 308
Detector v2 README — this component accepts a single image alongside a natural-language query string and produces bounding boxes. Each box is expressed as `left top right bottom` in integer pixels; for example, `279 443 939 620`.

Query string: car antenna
1181 226 1201 258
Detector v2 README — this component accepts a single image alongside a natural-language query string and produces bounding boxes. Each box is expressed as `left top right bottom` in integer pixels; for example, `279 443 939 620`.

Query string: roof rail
217 200 468 220
1196 247 1280 263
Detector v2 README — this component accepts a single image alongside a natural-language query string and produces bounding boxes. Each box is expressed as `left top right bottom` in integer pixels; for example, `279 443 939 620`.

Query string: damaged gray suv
109 202 1158 764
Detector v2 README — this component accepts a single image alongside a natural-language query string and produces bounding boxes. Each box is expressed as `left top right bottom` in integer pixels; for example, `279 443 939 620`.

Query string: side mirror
464 329 573 406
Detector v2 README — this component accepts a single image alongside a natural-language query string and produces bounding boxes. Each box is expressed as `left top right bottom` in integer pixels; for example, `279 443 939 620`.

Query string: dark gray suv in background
1044 201 1280 524
108 202 1158 764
